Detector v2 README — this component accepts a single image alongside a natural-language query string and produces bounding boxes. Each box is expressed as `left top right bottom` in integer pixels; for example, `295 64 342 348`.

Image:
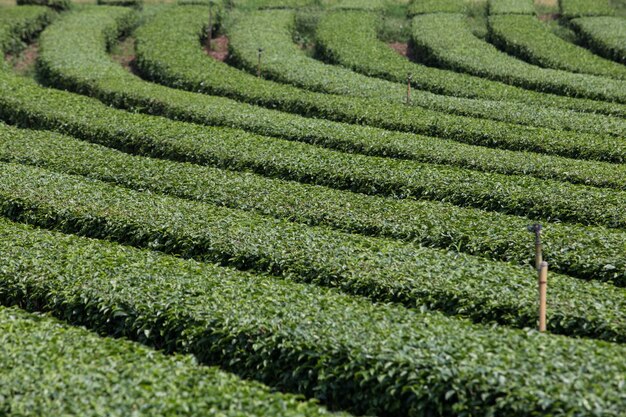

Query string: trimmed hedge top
313 9 626 133
488 0 535 15
407 0 465 16
569 16 626 64
2 157 626 342
0 306 343 416
34 5 626 168
559 0 614 17
96 0 143 9
16 0 71 10
0 5 55 55
1 216 626 416
488 14 626 79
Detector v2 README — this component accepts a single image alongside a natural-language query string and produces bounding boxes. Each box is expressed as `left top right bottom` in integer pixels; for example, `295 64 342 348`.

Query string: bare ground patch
388 41 421 63
388 42 408 57
205 35 229 62
110 36 142 75
537 13 561 21
5 42 39 76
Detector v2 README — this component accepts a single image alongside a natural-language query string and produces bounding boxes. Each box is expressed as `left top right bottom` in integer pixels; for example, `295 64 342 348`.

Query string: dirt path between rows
388 42 408 57
110 36 139 74
205 35 229 62
5 43 39 76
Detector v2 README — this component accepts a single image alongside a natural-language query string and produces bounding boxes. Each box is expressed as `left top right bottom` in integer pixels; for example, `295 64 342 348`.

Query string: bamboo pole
406 73 412 105
528 224 542 270
538 261 548 332
257 48 264 78
535 226 542 271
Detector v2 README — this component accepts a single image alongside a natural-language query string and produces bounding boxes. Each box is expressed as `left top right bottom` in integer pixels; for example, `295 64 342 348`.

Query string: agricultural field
0 0 625 415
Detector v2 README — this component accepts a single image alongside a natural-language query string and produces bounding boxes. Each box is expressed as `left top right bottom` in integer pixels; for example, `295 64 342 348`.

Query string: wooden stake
528 223 542 270
206 3 213 51
538 261 548 332
406 73 412 105
257 48 264 78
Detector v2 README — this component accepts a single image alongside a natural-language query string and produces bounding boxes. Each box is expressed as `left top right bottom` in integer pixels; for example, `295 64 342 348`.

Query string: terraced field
0 0 625 415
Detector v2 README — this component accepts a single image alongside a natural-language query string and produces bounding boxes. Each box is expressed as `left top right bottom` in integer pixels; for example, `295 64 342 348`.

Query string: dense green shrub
96 0 143 9
488 14 626 79
569 16 626 64
20 43 626 230
136 8 626 135
328 0 388 11
35 7 626 165
9 56 626 192
2 216 625 416
2 4 625 416
410 13 626 102
3 120 626 285
8 55 626 195
229 9 626 121
8 4 626 278
0 306 339 417
407 0 465 16
1 6 625 415
15 0 70 11
559 0 614 17
5 46 626 283
488 0 535 15
313 9 626 133
0 5 55 55
2 160 626 342
314 9 626 118
227 9 626 134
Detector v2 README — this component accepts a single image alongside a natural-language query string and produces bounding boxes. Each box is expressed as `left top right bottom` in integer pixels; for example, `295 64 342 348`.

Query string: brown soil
111 37 137 73
205 35 229 62
537 13 561 21
6 43 39 75
388 42 408 57
388 41 421 62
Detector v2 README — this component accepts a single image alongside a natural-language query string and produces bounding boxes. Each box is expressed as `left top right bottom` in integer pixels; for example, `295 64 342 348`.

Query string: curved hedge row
313 9 626 135
0 306 339 417
328 0 389 11
410 13 626 103
13 58 626 232
488 0 535 15
7 61 626 197
227 9 626 131
228 9 456 101
15 0 70 11
137 8 626 139
4 9 626 255
1 6 625 415
230 0 317 10
2 216 625 416
569 16 626 64
312 9 626 120
35 7 626 165
559 0 614 18
8 61 626 194
0 5 55 55
488 14 626 80
2 123 625 286
3 159 626 343
407 0 464 16
96 0 143 8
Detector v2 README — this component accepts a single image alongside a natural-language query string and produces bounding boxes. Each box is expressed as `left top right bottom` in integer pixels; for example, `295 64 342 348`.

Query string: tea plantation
0 0 625 415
